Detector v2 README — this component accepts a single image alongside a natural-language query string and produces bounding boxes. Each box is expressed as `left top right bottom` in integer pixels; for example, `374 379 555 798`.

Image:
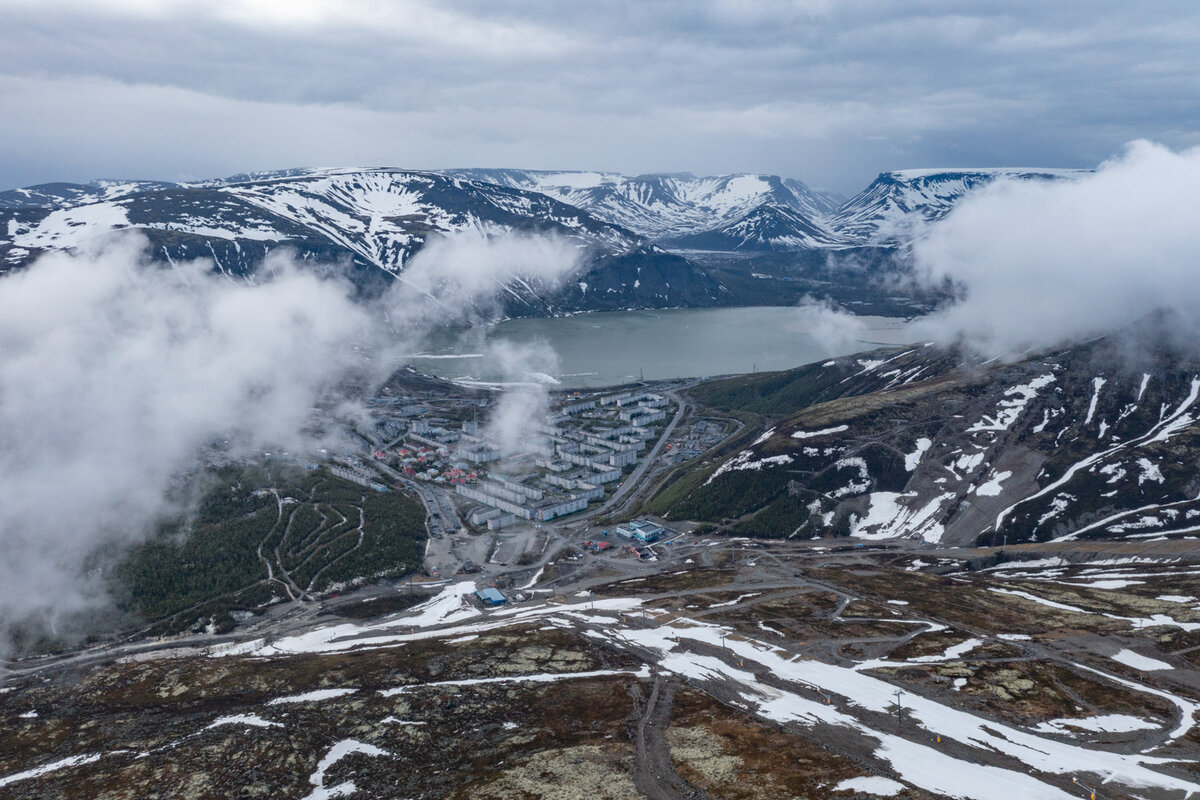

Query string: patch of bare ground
592 567 736 597
1151 628 1200 666
716 591 842 619
885 630 980 661
0 627 649 799
870 659 1176 728
667 688 933 798
840 599 884 617
539 559 625 587
460 744 641 800
326 593 427 619
695 593 927 645
811 568 1129 636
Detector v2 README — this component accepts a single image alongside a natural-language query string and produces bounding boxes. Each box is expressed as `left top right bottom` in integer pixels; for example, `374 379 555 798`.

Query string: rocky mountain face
653 330 1200 548
0 169 725 315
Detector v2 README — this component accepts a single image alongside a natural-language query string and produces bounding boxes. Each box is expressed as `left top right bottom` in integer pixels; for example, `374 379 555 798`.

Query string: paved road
588 389 689 518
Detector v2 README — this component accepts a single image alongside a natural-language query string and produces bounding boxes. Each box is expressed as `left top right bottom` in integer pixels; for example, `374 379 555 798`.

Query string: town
321 367 728 530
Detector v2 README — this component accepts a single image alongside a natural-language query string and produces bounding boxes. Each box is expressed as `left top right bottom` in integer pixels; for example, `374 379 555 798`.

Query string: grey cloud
2 2 1200 192
0 235 376 642
0 226 584 648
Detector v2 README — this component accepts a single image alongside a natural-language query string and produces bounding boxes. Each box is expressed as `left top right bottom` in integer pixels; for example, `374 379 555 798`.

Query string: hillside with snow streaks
828 168 1091 244
0 169 726 313
664 202 846 251
221 170 642 271
4 170 639 271
663 334 1200 547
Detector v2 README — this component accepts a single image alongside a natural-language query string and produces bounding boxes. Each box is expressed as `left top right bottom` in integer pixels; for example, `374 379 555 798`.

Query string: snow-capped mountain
0 164 1104 315
2 168 639 269
828 168 1091 244
664 202 846 251
0 179 183 210
0 169 724 313
443 169 845 241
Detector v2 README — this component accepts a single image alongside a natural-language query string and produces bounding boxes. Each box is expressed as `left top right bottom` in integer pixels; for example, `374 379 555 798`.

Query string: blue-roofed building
615 519 666 543
476 587 507 607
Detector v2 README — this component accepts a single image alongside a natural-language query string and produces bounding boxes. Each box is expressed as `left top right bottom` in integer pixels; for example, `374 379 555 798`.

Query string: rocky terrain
3 331 1200 798
652 331 1200 550
2 537 1198 799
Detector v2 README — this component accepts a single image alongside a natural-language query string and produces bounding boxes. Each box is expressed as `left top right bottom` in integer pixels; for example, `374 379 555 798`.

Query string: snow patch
832 775 906 795
904 438 931 471
1136 458 1164 485
791 424 848 439
1084 377 1106 425
974 470 1012 496
1035 714 1158 735
206 713 281 729
0 754 104 789
1110 649 1172 671
268 688 357 705
966 374 1055 433
853 491 953 542
300 739 388 800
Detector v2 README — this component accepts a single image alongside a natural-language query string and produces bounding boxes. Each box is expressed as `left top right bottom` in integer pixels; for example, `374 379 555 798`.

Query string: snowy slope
219 169 643 272
0 169 724 313
664 202 846 251
0 180 184 210
677 333 1200 547
0 169 640 269
443 169 845 241
829 168 1091 244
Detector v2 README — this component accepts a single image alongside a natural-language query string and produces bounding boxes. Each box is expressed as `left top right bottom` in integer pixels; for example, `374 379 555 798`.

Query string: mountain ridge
442 168 845 240
0 164 1093 318
829 167 1092 244
0 168 727 314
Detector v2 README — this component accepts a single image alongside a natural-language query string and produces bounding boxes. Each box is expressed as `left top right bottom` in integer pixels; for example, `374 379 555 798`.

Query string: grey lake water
401 306 921 389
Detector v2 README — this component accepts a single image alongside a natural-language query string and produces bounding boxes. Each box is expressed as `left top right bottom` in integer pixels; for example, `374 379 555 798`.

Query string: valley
4 333 1200 799
6 2 1200 797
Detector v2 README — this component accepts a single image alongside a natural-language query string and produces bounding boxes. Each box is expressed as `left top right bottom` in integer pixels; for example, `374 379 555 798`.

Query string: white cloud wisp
911 140 1200 358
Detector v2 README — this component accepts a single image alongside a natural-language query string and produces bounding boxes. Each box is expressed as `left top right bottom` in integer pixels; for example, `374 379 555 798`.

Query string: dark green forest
112 465 425 635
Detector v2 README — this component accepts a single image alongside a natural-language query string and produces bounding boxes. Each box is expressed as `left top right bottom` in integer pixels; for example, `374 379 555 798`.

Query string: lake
401 306 921 389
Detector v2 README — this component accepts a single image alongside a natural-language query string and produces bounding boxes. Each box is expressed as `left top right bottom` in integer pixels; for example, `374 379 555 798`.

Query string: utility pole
894 689 904 726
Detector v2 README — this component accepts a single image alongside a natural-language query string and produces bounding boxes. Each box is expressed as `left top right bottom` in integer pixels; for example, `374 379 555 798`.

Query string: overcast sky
2 0 1199 194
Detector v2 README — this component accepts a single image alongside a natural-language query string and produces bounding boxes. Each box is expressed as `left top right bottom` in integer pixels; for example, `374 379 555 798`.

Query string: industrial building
615 519 668 543
476 588 507 607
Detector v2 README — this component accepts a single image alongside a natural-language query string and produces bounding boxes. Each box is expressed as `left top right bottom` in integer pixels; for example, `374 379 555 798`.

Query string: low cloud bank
910 140 1200 357
0 237 373 641
0 229 581 650
480 340 561 460
387 232 582 329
